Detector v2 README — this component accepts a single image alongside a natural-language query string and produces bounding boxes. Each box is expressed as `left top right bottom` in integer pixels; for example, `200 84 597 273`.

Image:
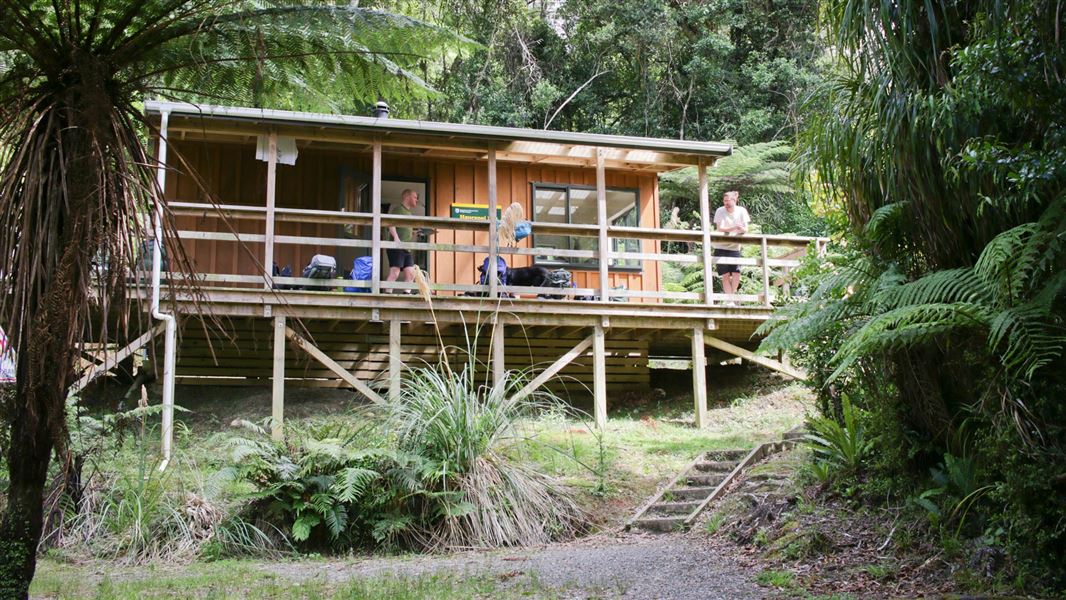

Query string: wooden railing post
596 148 609 302
264 130 278 290
698 158 713 306
371 138 382 294
487 145 498 298
761 236 771 307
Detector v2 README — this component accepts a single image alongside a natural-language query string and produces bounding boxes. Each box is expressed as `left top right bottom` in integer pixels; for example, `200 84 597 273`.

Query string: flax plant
397 265 585 548
382 357 585 549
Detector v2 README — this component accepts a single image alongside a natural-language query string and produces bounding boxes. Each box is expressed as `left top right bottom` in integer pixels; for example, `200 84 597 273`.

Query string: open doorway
337 168 430 280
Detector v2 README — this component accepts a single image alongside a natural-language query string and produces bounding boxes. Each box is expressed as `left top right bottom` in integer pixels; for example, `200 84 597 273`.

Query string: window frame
530 182 643 272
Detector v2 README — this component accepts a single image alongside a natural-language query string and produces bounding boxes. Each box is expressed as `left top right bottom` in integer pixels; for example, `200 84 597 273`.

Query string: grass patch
30 558 556 599
704 512 727 535
861 561 897 581
755 568 796 588
60 367 809 559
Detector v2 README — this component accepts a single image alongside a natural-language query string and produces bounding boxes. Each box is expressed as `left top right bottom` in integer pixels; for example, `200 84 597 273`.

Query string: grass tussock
384 361 587 549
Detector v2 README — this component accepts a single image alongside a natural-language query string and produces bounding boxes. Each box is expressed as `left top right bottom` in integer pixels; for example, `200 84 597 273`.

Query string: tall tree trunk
0 387 55 599
0 108 94 598
0 243 84 599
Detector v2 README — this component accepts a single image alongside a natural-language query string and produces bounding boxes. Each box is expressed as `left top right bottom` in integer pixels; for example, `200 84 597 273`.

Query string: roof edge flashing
144 101 733 157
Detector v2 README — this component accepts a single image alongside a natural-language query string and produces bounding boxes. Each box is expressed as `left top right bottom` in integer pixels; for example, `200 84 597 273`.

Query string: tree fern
828 302 989 382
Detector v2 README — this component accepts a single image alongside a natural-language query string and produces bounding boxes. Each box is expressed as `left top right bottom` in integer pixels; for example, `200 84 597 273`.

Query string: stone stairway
626 443 789 533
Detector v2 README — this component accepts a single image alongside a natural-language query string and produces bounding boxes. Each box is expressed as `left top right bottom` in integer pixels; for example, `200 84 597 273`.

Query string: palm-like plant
0 1 458 595
661 141 794 202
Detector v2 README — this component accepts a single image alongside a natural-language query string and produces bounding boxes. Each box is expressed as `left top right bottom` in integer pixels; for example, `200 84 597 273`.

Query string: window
531 183 641 270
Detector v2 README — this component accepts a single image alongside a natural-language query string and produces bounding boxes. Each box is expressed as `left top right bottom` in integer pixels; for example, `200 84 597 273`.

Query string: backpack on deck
302 254 337 280
538 269 573 299
477 256 509 286
271 263 294 290
344 256 374 293
546 269 571 288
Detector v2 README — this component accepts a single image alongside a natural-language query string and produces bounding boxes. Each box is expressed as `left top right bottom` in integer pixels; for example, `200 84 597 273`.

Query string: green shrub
223 359 587 552
802 398 872 482
222 419 423 550
53 399 274 563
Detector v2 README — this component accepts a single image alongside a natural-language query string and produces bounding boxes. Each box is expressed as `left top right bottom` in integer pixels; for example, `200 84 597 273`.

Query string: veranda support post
264 130 277 290
596 148 609 302
593 322 607 428
692 328 708 428
492 321 505 387
761 237 772 307
698 158 713 306
272 315 286 440
389 320 401 401
487 145 499 298
371 138 382 294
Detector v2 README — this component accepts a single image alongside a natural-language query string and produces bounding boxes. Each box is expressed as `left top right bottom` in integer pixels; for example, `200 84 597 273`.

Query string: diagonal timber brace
71 323 166 395
702 335 806 380
513 333 596 402
284 326 386 404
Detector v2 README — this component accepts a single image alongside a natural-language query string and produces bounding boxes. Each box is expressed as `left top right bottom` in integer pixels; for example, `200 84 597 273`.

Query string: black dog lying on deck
505 266 553 288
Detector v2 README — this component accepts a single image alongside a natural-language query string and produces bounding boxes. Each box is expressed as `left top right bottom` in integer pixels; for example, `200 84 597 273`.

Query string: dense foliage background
759 0 1066 592
365 0 827 236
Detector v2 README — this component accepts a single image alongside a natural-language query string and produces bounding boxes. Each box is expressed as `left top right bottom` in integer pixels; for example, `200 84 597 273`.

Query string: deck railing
166 200 826 307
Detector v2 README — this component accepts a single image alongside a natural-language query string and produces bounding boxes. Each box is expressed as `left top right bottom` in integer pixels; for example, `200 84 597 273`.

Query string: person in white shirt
712 190 751 304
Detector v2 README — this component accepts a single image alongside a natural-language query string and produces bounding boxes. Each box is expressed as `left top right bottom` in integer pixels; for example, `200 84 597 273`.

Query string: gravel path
261 531 766 599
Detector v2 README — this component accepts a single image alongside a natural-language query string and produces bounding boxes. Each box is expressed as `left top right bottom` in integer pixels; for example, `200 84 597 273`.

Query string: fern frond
332 467 380 503
863 201 908 247
988 304 1065 380
828 303 990 382
880 268 992 308
974 222 1040 301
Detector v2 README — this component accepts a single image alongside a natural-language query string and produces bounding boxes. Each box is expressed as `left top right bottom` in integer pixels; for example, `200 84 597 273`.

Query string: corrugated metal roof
144 101 732 158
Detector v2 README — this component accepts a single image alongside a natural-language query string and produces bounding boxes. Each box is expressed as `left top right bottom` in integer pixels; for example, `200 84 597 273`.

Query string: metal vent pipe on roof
371 101 389 118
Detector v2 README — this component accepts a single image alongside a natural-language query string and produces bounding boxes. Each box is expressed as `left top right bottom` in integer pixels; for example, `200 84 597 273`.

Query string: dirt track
258 531 766 600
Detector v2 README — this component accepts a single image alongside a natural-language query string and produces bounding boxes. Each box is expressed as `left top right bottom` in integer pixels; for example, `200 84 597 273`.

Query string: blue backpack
344 256 374 293
478 256 509 286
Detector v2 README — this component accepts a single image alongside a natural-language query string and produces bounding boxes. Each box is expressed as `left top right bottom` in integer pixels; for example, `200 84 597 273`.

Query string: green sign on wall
450 203 502 220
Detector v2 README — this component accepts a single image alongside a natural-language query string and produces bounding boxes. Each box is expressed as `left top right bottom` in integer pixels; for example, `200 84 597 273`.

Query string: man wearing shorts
712 190 750 305
385 189 419 286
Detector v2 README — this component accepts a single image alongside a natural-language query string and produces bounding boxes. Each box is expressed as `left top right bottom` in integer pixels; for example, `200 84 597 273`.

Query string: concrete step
705 449 749 461
647 500 703 515
665 486 717 501
633 515 687 533
685 473 726 487
693 460 737 473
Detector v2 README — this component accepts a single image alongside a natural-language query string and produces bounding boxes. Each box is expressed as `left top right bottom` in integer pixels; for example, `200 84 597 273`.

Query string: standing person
712 190 751 305
385 189 420 287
